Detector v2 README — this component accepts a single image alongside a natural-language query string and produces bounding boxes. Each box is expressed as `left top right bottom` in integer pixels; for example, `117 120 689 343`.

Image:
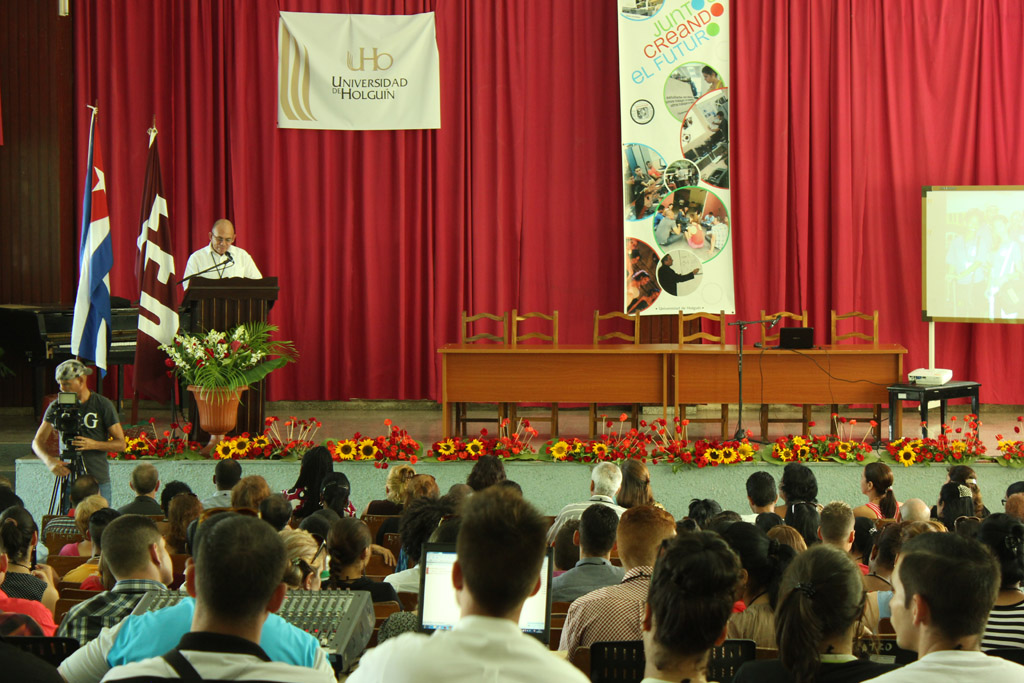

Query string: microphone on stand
768 314 782 330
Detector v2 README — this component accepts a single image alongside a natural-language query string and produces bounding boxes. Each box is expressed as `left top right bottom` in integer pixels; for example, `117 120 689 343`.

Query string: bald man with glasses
182 218 262 289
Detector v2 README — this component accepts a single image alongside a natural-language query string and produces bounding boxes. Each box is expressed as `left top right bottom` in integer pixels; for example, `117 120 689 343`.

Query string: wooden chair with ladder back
454 311 509 437
829 309 883 439
676 310 729 439
588 311 641 438
758 309 811 440
506 309 559 437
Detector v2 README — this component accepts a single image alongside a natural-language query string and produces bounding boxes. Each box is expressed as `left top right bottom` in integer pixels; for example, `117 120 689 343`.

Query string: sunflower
550 441 569 460
233 436 251 456
772 444 791 461
333 440 356 460
736 443 754 461
436 439 456 456
466 439 484 457
721 447 739 464
358 439 379 460
591 443 609 459
253 435 270 449
837 441 852 454
214 441 235 460
706 447 725 464
792 436 806 447
897 444 916 467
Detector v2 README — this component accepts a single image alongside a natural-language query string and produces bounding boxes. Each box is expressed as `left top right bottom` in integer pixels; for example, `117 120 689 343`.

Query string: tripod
48 454 87 516
727 315 781 442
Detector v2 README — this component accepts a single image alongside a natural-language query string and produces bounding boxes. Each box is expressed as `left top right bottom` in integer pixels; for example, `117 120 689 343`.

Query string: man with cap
32 359 125 505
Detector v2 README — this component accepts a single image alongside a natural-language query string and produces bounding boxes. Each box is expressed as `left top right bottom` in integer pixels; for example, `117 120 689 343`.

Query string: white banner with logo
278 12 441 131
617 1 734 315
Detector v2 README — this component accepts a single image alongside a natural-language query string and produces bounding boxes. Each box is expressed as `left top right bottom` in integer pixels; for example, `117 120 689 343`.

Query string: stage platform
15 457 1024 526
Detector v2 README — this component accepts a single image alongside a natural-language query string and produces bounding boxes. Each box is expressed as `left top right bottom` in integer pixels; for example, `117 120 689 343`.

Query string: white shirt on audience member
864 649 1024 683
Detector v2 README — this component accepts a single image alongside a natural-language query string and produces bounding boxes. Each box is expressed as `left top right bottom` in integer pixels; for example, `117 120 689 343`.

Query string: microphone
768 315 782 330
225 251 234 263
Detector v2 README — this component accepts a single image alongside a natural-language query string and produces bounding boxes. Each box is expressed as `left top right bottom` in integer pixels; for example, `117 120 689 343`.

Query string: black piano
0 301 150 417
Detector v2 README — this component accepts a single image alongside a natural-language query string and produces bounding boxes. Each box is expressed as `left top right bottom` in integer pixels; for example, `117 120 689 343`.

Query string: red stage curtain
75 1 1024 404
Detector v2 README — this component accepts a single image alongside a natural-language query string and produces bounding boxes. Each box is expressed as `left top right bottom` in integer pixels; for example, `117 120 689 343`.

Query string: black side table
886 381 981 441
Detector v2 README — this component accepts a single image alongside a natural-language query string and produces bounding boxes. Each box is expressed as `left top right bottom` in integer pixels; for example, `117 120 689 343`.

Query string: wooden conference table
439 343 907 438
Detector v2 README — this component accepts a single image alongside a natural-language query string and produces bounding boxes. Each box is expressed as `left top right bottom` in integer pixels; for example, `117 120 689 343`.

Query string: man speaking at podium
182 219 262 289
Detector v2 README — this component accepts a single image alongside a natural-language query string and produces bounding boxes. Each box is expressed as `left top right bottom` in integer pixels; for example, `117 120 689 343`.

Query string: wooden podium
180 277 280 441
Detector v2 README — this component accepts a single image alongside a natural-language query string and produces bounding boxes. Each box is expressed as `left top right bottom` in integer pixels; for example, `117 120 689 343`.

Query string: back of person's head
456 487 547 617
617 504 676 569
161 481 193 517
785 501 821 548
167 493 202 541
900 520 939 543
130 463 160 495
850 517 875 564
0 506 37 561
554 520 580 572
404 474 440 505
259 494 292 532
431 516 462 544
818 501 854 545
298 507 340 542
326 517 371 574
870 522 902 572
900 498 930 523
213 458 242 491
0 488 24 515
292 446 333 493
722 521 797 608
676 518 700 534
1006 481 1024 501
442 484 473 511
947 465 985 517
977 513 1024 590
320 472 352 517
88 507 121 552
279 528 321 589
579 504 618 557
776 545 866 683
780 463 818 503
707 511 742 535
231 476 270 511
1007 493 1024 521
938 482 976 530
896 532 999 641
755 512 784 535
767 524 808 554
385 464 416 504
75 494 109 535
398 496 455 566
194 515 287 621
746 471 777 508
101 514 165 579
496 479 522 496
863 462 898 518
687 498 722 529
617 459 654 509
591 462 623 498
69 475 100 506
646 532 742 664
466 455 506 491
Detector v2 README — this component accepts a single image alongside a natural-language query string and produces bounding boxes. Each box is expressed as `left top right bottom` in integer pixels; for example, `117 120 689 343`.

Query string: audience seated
0 520 57 635
58 514 173 644
1007 493 1024 521
818 501 856 557
553 519 580 576
688 498 723 529
319 472 356 517
551 504 624 602
863 522 900 593
936 482 976 532
259 494 292 532
545 461 624 544
376 473 439 545
64 507 121 584
618 459 659 509
721 521 797 648
640 532 743 683
559 504 676 660
232 475 272 511
363 464 416 516
60 493 109 556
58 511 334 681
899 498 930 523
734 545 898 683
283 446 333 524
384 496 455 594
787 502 822 549
866 532 1024 682
768 524 808 554
200 459 241 509
977 513 1024 650
775 462 819 517
117 463 163 515
853 463 900 521
159 480 194 518
0 505 58 612
465 455 506 491
279 528 326 590
851 516 876 568
322 517 399 603
165 492 203 553
757 511 785 534
101 514 333 682
348 487 588 683
938 465 989 518
42 474 99 539
742 471 779 523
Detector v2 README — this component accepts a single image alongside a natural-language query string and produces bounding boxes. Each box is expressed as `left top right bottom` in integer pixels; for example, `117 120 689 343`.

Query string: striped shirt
982 595 1024 651
43 515 80 540
546 495 626 545
58 579 167 645
558 565 651 660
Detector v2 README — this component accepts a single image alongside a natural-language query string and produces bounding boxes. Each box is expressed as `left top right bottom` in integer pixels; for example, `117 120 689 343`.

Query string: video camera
52 391 83 452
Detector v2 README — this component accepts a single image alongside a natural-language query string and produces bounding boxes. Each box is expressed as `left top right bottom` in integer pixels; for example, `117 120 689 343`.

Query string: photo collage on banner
617 0 734 315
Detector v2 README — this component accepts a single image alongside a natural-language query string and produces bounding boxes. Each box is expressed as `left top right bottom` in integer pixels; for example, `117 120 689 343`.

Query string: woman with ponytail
853 463 900 521
978 513 1024 650
733 545 897 683
721 521 797 647
322 517 399 603
0 506 58 613
937 482 976 532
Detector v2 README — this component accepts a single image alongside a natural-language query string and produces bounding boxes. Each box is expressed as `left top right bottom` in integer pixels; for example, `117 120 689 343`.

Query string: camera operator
32 360 126 506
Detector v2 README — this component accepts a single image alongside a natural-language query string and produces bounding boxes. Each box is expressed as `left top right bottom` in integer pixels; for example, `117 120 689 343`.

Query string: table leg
939 400 947 434
888 394 896 442
442 402 451 439
920 400 928 438
971 391 979 417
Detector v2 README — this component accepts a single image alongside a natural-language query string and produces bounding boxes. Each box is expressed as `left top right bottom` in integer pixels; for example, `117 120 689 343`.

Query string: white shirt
348 614 589 683
545 495 626 545
182 245 262 289
864 649 1024 683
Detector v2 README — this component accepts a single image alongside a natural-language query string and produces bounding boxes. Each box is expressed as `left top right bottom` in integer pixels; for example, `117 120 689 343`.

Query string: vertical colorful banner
617 0 734 315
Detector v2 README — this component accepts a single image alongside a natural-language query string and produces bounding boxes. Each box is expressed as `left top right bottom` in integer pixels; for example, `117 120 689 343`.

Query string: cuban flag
71 108 113 376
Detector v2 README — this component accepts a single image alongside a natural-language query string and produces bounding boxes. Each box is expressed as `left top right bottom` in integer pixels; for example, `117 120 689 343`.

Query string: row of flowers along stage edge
111 414 1024 470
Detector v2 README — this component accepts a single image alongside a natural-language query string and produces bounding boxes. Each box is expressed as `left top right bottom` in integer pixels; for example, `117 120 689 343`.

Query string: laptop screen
417 542 552 642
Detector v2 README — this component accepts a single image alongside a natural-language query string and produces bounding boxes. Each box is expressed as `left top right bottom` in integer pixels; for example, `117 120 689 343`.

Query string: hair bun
957 484 973 498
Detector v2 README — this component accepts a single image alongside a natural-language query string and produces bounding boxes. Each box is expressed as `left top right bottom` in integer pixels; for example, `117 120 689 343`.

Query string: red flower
164 358 175 367
619 413 629 422
384 418 392 426
808 421 816 428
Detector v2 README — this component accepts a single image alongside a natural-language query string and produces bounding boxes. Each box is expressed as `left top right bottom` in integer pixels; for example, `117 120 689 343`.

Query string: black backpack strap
161 648 204 682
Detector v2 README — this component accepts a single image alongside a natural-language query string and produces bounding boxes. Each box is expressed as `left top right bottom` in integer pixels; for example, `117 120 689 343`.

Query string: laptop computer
778 327 814 349
416 542 553 643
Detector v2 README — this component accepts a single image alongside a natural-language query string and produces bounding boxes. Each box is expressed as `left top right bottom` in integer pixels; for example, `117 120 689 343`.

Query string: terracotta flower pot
188 385 247 453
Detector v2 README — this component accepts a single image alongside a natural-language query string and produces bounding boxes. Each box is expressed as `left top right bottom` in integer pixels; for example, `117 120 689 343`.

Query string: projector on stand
908 368 953 386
